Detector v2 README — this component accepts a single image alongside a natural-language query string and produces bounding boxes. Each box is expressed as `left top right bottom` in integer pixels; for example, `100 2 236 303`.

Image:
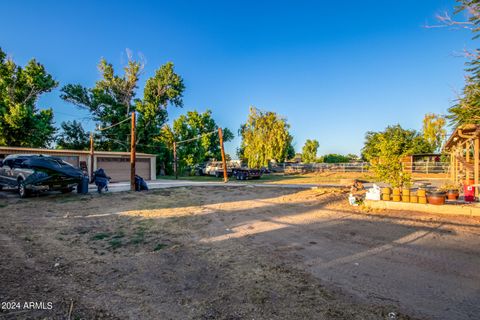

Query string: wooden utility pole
173 141 177 180
218 127 228 183
89 132 94 181
130 112 136 191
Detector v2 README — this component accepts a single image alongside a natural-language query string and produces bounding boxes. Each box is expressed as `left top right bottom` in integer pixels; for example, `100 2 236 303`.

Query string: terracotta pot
410 195 418 203
382 194 390 201
446 190 459 201
381 187 391 195
392 188 401 196
427 191 446 205
417 189 426 197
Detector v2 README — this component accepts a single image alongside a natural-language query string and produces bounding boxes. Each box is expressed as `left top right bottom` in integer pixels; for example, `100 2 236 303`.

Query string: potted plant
427 189 447 205
440 183 460 201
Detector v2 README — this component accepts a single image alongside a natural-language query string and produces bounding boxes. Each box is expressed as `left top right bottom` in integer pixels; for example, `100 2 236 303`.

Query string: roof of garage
0 146 156 157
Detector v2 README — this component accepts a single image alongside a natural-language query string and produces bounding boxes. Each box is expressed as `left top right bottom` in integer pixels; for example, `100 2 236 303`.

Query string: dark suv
0 154 83 198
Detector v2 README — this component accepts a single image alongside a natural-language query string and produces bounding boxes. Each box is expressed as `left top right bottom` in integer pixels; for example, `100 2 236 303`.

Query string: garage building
0 147 157 182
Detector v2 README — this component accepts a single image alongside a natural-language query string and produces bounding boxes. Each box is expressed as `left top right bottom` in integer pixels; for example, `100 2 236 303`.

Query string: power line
176 130 217 145
97 116 132 131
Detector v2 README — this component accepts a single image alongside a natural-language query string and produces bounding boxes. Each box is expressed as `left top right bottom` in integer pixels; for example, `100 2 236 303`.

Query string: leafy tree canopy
322 153 351 163
362 124 434 187
447 1 480 126
301 139 319 163
238 107 293 168
422 113 446 152
56 120 90 150
0 47 57 147
159 110 234 171
60 54 185 154
361 125 434 162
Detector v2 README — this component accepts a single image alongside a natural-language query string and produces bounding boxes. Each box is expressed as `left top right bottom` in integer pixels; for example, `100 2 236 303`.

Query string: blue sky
0 0 473 157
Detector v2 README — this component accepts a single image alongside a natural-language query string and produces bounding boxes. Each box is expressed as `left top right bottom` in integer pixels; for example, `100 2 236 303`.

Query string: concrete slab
365 199 480 217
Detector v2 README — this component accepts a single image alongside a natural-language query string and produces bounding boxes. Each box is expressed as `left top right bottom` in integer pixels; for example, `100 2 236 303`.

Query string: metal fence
277 161 451 175
402 161 450 174
281 162 369 174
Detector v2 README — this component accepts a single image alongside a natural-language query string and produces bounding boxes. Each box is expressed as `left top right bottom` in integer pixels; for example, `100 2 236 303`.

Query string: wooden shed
443 124 480 197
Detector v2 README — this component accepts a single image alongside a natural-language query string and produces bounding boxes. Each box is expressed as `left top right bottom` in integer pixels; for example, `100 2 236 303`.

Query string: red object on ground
464 183 475 202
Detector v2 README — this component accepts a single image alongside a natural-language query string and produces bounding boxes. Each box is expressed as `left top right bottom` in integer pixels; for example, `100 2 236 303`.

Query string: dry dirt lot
0 186 479 320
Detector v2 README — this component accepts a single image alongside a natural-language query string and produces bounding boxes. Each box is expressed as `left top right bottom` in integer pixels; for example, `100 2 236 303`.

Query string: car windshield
44 158 74 168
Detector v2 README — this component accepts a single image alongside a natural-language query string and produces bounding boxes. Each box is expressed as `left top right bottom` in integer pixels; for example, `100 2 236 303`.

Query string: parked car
0 154 84 198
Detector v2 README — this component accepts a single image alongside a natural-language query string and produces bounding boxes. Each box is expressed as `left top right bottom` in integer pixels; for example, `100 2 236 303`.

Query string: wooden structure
444 124 480 197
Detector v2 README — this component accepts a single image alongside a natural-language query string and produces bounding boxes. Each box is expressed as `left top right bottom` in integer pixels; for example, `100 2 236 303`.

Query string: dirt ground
0 186 479 320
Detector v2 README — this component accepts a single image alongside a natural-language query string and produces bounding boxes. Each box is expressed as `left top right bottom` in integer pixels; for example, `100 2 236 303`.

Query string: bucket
77 175 89 194
464 184 475 202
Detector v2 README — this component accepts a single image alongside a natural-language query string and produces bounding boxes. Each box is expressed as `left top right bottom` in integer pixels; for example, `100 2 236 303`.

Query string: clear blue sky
0 0 473 157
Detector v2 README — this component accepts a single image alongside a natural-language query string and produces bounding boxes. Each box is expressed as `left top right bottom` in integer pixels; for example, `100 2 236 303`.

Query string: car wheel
18 178 28 198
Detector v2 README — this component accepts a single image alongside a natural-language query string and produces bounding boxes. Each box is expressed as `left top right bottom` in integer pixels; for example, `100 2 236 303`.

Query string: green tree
322 154 351 163
60 55 185 154
422 113 446 152
301 139 319 163
361 125 433 161
362 125 434 187
238 107 293 168
445 1 480 126
160 110 234 173
56 120 90 150
0 47 57 147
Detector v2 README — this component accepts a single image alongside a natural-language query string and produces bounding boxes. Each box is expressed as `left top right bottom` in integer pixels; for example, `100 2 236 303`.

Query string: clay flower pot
446 189 459 201
427 191 446 205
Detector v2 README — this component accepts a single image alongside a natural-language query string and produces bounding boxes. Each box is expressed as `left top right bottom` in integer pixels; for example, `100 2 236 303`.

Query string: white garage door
96 157 150 182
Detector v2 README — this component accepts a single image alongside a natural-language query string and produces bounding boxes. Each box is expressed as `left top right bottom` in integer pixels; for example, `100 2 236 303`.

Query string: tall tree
60 54 185 154
362 125 435 187
444 1 480 126
160 110 233 172
422 113 446 152
56 120 90 150
361 125 434 161
0 47 57 147
239 107 293 168
301 139 319 163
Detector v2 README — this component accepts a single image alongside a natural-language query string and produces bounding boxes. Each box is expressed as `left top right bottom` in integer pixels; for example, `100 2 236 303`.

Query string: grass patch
91 232 111 241
112 231 125 239
153 243 168 251
108 238 123 249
